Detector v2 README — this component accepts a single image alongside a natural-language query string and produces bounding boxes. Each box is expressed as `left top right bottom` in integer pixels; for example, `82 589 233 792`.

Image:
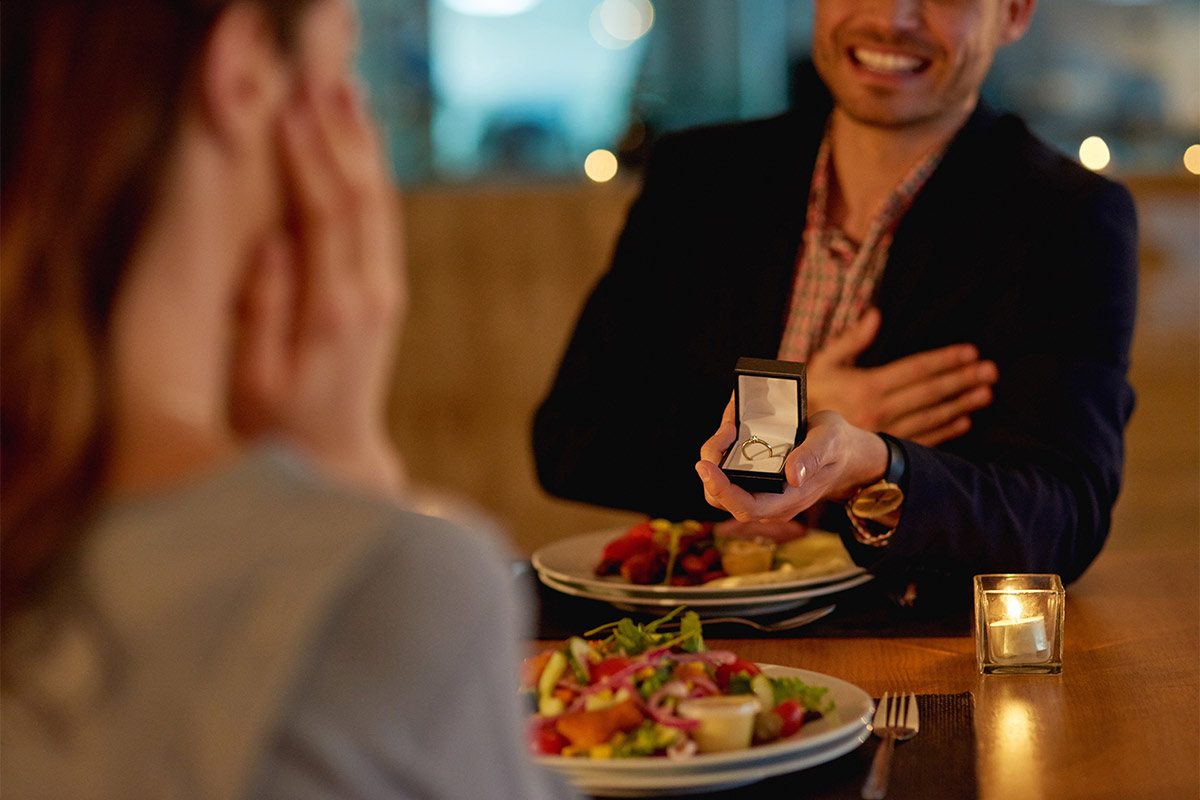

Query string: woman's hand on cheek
230 76 407 495
230 233 295 439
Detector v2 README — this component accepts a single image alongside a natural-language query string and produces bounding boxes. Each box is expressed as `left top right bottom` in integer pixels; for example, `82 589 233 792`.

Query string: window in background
358 0 1200 184
358 0 434 182
984 0 1200 176
429 0 653 179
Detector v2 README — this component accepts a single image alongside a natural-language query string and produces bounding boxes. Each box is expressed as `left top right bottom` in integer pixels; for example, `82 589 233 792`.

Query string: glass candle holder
974 574 1064 674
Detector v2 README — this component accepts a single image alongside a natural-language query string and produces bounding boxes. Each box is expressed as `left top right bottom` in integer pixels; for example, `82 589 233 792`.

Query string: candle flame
1003 594 1024 620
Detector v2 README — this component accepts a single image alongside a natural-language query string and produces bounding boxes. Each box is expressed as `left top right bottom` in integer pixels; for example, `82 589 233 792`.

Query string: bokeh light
1079 136 1111 171
590 0 654 50
1184 144 1200 176
584 149 619 182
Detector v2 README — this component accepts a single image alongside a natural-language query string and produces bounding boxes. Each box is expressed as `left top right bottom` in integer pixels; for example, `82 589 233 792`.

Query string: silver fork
861 691 919 799
662 603 835 632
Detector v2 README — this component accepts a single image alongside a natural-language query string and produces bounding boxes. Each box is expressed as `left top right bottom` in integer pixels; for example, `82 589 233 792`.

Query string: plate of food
531 520 868 601
524 608 873 796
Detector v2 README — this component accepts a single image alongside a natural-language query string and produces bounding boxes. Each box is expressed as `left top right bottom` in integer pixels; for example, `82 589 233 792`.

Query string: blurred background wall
363 0 1199 556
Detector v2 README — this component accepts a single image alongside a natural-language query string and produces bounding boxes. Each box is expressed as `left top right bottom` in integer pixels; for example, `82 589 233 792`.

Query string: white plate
534 665 873 796
553 731 869 795
537 570 873 616
532 529 866 599
536 573 814 617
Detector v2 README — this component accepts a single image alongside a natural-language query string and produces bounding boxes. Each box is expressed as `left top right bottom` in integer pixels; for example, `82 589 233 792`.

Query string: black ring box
718 357 807 493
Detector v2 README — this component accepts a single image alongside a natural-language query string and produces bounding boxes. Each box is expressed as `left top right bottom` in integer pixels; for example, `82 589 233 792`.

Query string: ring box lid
719 357 807 493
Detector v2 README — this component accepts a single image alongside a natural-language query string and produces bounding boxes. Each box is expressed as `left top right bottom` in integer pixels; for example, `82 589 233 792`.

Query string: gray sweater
1 446 577 800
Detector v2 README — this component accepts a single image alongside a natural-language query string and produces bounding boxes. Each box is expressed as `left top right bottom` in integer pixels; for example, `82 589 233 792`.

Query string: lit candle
974 574 1065 675
989 595 1049 663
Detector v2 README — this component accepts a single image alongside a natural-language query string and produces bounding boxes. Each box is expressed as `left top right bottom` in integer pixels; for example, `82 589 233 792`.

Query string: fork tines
874 692 919 730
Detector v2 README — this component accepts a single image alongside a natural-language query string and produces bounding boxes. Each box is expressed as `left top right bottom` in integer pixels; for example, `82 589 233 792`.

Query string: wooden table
705 545 1198 799
536 543 1200 799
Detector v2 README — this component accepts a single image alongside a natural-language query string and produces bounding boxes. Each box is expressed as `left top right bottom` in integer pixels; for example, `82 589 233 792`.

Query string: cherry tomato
714 658 761 690
529 718 569 755
774 698 805 738
590 656 633 683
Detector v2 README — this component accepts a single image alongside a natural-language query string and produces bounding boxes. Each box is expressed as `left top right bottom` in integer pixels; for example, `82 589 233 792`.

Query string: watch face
849 482 904 521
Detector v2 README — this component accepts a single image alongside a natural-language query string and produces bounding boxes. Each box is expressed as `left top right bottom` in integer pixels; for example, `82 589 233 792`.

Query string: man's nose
862 0 924 31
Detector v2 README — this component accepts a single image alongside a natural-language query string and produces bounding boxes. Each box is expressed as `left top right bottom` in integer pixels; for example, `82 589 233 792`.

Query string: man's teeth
853 48 923 73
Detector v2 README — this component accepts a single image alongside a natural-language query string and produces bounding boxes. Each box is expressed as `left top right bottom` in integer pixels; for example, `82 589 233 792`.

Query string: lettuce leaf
585 606 705 656
769 676 833 712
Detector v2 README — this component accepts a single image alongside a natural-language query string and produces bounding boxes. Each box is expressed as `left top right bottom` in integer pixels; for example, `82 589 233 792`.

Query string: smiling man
815 0 1025 128
535 0 1138 599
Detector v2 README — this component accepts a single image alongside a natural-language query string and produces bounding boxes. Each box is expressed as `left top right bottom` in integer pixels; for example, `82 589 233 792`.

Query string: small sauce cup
676 695 762 753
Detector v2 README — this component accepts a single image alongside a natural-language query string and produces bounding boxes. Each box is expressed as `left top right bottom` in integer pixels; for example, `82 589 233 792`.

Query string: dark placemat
588 693 976 800
520 564 971 641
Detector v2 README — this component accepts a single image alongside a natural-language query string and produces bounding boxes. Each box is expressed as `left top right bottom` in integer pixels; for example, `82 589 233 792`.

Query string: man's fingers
721 393 736 425
887 384 991 444
906 416 973 447
784 411 842 486
812 307 881 367
878 362 996 429
699 424 736 466
699 395 738 465
875 358 996 422
696 460 809 523
695 459 744 518
872 344 986 392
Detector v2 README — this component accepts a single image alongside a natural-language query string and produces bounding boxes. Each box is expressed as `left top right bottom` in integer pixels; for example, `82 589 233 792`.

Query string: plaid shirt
778 127 943 362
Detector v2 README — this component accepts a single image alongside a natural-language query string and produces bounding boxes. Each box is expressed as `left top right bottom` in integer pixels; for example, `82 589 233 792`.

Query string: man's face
812 0 1030 130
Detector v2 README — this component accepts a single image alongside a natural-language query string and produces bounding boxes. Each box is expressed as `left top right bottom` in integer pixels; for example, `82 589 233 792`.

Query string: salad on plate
522 607 834 759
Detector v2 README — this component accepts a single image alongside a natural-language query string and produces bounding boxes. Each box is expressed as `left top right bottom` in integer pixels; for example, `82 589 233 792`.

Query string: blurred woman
0 1 576 797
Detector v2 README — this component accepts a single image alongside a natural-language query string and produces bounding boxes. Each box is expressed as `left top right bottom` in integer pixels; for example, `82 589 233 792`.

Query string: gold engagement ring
740 435 791 461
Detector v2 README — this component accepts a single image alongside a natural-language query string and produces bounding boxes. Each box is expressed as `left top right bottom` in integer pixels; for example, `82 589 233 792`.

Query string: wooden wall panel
390 183 644 555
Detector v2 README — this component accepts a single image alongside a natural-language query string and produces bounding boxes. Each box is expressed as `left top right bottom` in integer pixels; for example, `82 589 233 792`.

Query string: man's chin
840 108 934 130
832 92 974 134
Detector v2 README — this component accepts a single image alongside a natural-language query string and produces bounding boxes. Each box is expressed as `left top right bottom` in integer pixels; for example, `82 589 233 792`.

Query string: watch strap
878 432 907 487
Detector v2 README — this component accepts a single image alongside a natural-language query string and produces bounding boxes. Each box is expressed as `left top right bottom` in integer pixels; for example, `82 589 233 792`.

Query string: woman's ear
198 4 287 150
